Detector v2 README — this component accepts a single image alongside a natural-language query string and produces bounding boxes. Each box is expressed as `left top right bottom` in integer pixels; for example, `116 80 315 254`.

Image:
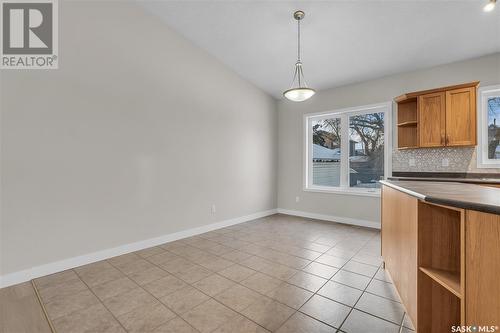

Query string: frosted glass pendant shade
283 87 316 102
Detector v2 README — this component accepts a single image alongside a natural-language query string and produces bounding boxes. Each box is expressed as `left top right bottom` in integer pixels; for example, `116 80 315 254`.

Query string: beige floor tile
317 281 363 307
44 289 100 320
135 246 166 258
221 250 253 263
218 264 256 282
301 262 338 279
52 303 125 333
212 314 269 333
198 257 235 272
259 264 298 280
108 253 141 267
340 309 400 333
342 260 379 277
287 271 327 293
160 286 210 314
193 274 236 297
77 266 125 287
37 276 88 303
365 279 401 302
114 258 156 275
117 302 176 332
354 292 405 324
152 317 198 333
214 284 262 312
35 270 80 291
143 275 188 298
315 254 349 268
299 295 350 329
240 272 282 294
206 244 234 256
240 296 294 332
146 251 181 265
175 264 213 284
128 266 170 285
276 311 336 333
158 257 196 275
102 288 158 317
91 276 138 301
0 282 53 333
181 299 237 333
266 283 313 309
331 270 371 290
75 261 114 276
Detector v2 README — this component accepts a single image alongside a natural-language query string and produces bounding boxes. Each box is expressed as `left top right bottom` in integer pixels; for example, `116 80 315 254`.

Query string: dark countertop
380 180 500 215
390 172 500 184
389 176 500 184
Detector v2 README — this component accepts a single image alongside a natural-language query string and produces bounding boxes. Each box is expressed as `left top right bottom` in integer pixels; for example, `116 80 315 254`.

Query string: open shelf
417 201 465 332
419 267 461 298
397 121 418 127
396 97 418 149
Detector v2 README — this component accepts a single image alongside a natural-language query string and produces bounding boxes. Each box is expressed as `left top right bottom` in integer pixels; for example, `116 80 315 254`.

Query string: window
305 103 391 195
477 85 500 168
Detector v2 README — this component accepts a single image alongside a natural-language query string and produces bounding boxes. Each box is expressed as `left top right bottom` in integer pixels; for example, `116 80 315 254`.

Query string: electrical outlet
295 196 300 203
442 158 449 167
211 204 216 214
409 158 416 167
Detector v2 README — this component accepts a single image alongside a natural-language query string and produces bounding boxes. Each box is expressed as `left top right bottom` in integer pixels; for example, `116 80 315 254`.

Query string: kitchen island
380 180 500 333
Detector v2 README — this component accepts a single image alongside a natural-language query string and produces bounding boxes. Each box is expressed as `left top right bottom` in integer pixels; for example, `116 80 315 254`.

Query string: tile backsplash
392 147 500 173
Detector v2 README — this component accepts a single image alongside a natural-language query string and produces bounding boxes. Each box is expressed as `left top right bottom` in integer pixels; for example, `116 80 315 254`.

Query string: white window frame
477 84 500 168
303 102 392 197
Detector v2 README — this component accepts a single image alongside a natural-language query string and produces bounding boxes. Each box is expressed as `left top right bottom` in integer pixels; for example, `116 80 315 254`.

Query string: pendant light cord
297 18 301 62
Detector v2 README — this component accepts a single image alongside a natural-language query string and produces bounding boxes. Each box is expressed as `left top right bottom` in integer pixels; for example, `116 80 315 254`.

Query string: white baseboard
0 209 277 289
277 208 380 230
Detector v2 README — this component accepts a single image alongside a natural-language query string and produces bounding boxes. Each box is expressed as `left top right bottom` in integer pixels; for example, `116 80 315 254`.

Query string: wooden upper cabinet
419 92 446 147
396 82 478 149
445 87 476 146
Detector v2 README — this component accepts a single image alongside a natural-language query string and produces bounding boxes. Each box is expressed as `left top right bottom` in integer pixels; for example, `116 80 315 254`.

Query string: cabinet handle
445 135 449 145
441 135 445 145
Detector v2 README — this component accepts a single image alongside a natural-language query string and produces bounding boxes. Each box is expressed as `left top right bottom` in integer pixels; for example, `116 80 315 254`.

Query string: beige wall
0 1 277 276
278 53 500 225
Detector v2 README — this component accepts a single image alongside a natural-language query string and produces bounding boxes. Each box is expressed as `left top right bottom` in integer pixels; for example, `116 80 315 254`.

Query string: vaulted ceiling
142 1 500 98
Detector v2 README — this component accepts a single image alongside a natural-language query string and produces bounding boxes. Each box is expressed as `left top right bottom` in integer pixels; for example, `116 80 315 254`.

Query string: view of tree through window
312 118 341 187
488 96 500 160
349 112 385 188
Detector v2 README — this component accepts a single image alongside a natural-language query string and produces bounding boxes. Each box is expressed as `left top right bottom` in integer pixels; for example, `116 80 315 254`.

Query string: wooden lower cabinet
465 211 500 327
381 185 500 332
381 186 418 326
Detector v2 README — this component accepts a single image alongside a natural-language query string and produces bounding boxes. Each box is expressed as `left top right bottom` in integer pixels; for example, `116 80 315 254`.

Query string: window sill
303 186 381 197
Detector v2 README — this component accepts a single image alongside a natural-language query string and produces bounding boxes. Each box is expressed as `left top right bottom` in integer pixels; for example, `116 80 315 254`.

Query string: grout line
31 216 382 333
72 269 132 333
31 279 58 333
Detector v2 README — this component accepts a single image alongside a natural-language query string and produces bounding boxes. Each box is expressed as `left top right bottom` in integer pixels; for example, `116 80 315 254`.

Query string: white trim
477 84 500 168
303 102 392 193
303 186 381 197
0 209 277 288
277 208 380 229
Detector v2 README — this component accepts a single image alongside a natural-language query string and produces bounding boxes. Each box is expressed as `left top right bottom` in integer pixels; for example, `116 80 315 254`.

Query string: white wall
278 53 500 225
0 1 277 279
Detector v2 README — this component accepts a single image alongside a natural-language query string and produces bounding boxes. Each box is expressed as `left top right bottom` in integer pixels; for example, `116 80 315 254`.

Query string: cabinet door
418 92 446 147
445 87 476 146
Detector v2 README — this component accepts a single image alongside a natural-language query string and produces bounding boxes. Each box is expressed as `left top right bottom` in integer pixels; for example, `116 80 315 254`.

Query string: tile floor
32 214 416 333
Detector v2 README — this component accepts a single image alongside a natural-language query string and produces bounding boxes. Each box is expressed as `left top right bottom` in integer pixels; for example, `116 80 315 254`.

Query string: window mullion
340 114 349 188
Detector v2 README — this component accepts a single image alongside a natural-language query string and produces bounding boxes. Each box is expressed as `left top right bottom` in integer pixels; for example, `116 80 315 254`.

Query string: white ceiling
141 1 500 98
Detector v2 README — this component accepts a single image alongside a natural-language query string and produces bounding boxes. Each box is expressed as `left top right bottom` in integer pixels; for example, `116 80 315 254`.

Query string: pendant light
484 0 496 11
283 10 315 102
